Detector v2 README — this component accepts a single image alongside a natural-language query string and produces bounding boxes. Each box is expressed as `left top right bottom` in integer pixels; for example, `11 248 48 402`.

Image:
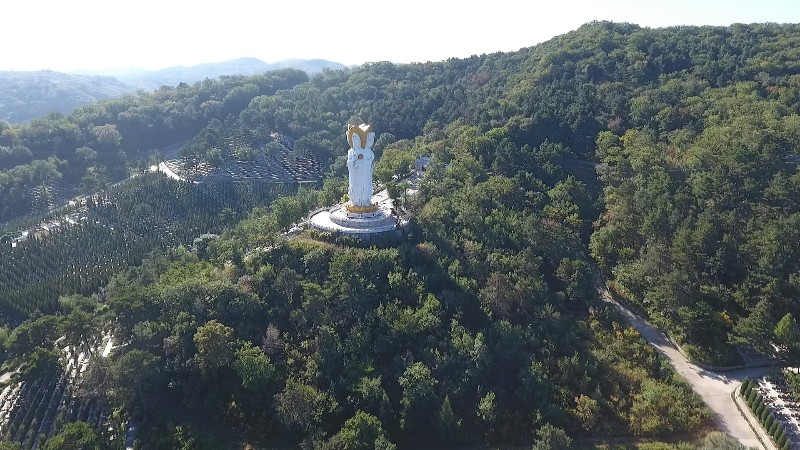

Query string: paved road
600 287 772 449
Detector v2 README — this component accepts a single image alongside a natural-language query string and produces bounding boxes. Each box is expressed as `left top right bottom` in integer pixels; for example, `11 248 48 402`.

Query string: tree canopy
3 20 800 448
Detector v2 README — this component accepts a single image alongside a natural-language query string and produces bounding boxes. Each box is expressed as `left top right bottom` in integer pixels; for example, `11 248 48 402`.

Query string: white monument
309 123 402 238
345 124 377 212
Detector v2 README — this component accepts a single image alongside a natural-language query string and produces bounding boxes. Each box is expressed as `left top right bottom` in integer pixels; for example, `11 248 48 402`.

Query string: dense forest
0 71 133 124
0 59 346 125
0 68 307 222
1 20 800 448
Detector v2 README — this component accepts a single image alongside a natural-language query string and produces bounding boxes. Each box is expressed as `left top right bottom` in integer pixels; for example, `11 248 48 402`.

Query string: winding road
600 287 773 449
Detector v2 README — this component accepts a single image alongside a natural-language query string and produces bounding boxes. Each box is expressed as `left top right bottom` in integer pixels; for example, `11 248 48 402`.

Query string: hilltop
0 71 132 123
0 21 799 449
92 57 346 90
0 58 345 123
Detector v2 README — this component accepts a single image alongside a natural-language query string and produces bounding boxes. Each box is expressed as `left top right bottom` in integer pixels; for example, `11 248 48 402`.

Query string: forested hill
244 22 800 367
103 57 348 91
0 71 133 123
0 68 310 223
0 58 345 124
3 21 800 448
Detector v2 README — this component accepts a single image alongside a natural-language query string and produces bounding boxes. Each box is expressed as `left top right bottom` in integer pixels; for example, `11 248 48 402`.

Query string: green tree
206 148 223 167
774 313 800 367
17 346 61 382
193 320 236 375
350 376 394 425
275 379 339 437
91 123 122 147
374 147 413 183
477 391 496 428
732 301 774 356
630 380 709 435
437 396 461 444
6 315 61 358
385 180 405 210
697 432 750 450
111 349 160 416
373 132 397 158
75 146 97 165
270 196 304 231
324 411 396 450
42 421 101 450
62 308 102 360
399 362 438 436
573 394 599 432
531 424 572 450
0 327 9 362
233 342 274 390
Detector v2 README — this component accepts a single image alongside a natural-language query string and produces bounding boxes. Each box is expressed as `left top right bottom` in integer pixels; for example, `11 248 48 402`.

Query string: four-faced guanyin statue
345 124 376 212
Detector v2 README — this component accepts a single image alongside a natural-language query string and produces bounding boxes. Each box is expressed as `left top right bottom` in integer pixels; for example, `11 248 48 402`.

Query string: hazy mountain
0 58 346 124
108 57 347 90
0 71 134 123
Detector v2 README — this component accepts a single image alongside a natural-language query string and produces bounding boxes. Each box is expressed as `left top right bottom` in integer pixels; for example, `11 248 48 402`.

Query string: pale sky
3 0 800 72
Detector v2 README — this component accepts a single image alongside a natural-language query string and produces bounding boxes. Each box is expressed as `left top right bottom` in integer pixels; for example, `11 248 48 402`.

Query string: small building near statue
414 156 432 172
309 124 404 240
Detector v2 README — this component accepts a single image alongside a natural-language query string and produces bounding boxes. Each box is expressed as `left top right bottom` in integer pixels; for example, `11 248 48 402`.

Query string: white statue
308 122 401 234
346 124 376 211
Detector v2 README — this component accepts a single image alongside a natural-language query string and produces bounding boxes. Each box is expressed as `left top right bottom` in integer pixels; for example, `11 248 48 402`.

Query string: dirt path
600 287 772 449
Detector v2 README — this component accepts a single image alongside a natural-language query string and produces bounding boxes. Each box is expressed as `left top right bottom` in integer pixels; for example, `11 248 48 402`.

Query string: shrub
772 427 781 442
759 407 770 424
628 379 709 435
777 433 787 448
747 394 756 409
754 393 764 409
699 433 754 450
531 424 572 450
755 403 766 418
742 385 752 399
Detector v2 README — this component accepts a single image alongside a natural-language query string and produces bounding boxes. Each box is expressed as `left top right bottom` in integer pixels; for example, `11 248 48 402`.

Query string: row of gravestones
741 378 794 450
0 345 108 449
169 142 321 182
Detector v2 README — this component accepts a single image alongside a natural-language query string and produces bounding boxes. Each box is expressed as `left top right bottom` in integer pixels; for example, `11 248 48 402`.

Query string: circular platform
309 204 399 235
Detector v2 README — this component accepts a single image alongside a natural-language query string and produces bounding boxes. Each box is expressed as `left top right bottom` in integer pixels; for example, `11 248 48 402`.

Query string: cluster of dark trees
585 26 800 364
2 20 800 448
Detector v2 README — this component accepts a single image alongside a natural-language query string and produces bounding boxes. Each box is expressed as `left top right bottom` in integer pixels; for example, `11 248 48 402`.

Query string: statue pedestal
308 123 406 240
345 202 379 214
309 196 404 238
329 204 396 229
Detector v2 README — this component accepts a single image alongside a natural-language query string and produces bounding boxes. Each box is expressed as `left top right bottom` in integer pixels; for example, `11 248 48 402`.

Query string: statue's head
347 123 375 150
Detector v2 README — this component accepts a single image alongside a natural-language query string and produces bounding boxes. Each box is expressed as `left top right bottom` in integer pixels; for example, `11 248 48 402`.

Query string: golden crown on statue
346 123 374 149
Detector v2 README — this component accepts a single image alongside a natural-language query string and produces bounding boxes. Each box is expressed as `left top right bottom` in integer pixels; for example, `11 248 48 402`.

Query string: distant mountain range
78 57 347 90
0 58 346 123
